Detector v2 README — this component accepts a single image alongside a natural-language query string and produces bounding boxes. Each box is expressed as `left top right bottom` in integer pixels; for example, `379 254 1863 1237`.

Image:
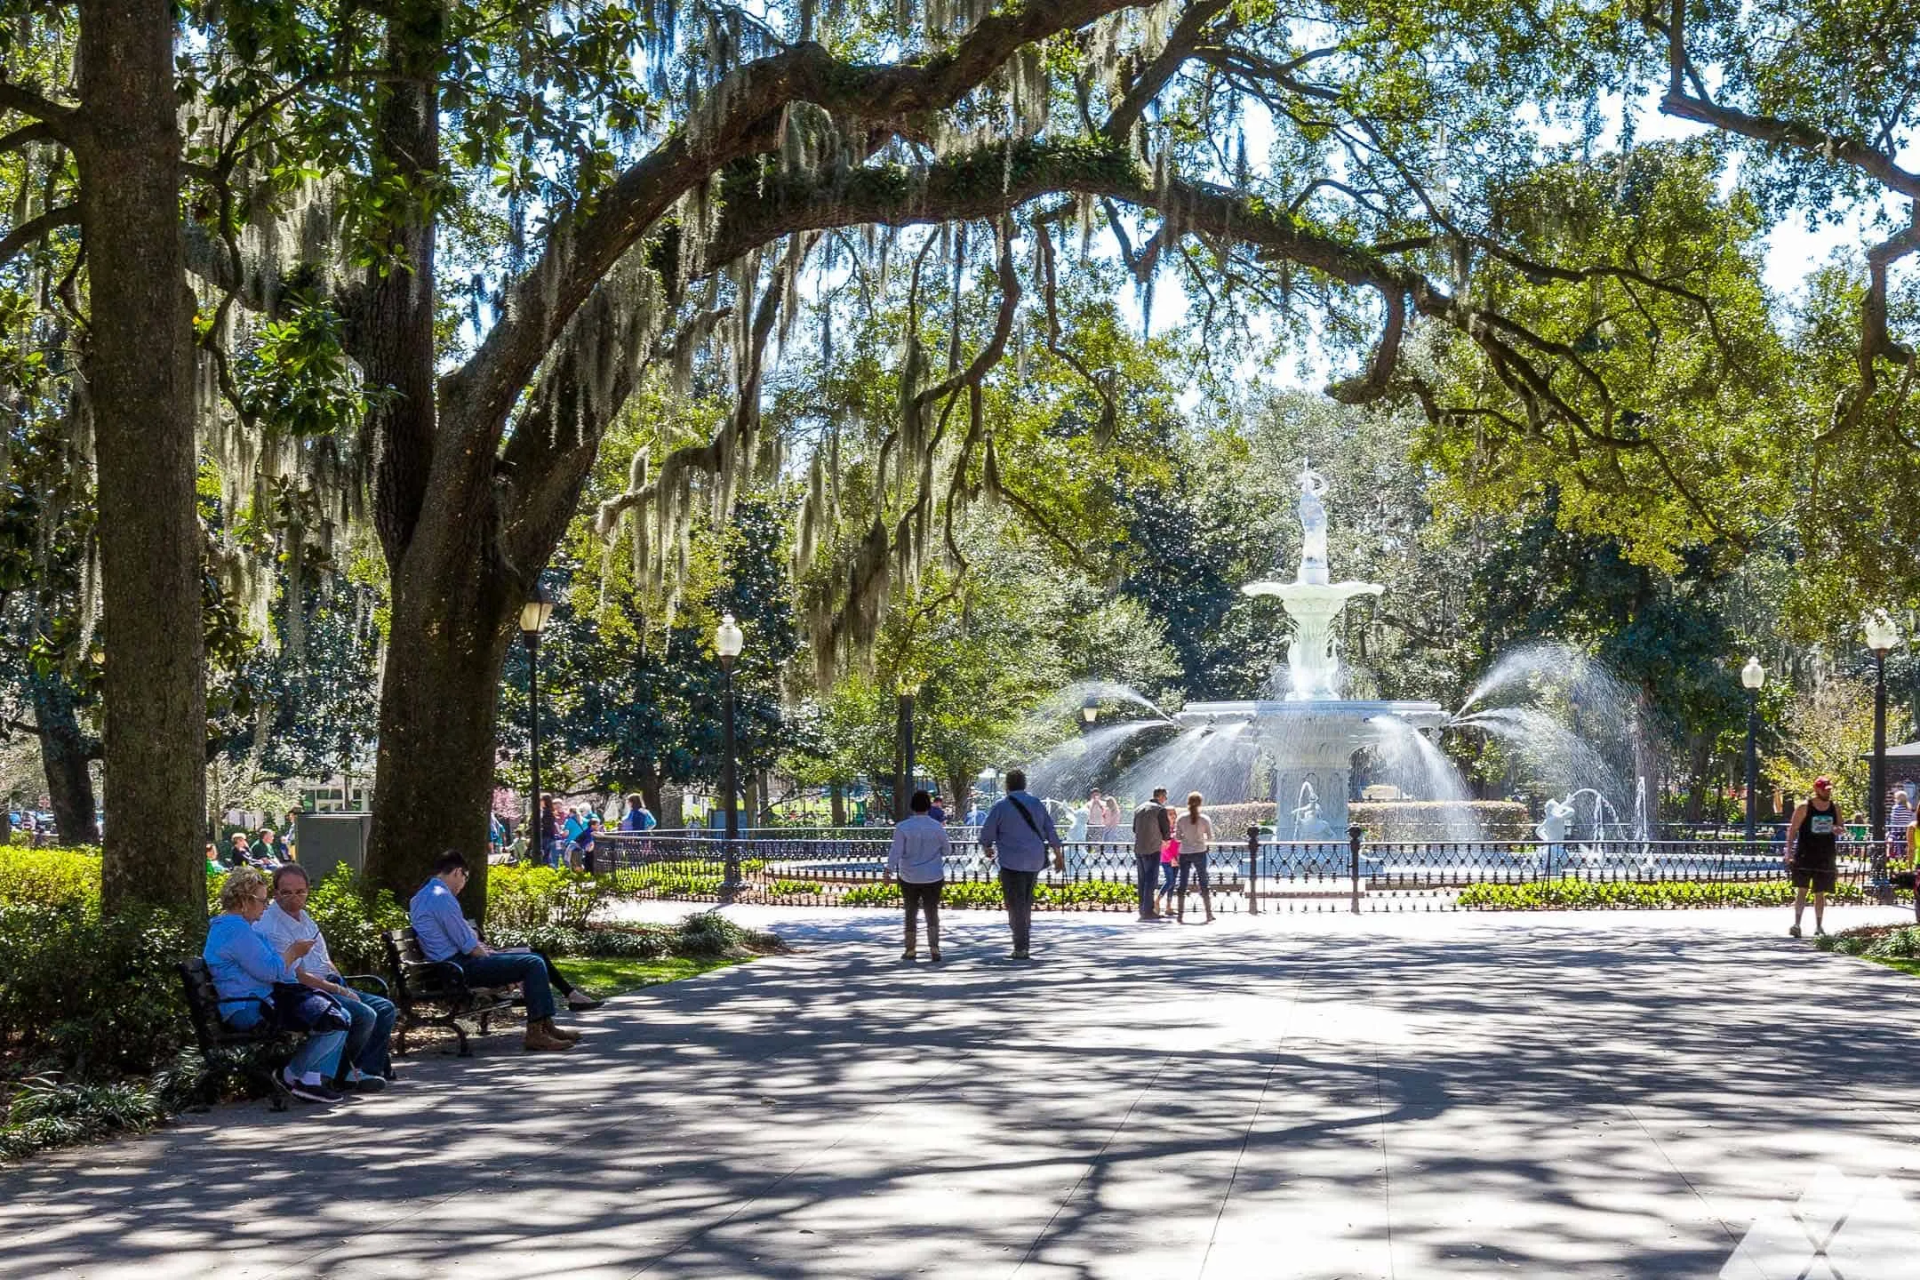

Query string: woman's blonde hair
1186 791 1203 813
218 866 268 912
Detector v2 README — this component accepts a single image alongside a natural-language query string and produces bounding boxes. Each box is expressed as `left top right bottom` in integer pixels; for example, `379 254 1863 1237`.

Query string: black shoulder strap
1009 796 1046 840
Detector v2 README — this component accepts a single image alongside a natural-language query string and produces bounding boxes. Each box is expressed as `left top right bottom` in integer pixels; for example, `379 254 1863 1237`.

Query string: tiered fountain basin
1174 698 1449 880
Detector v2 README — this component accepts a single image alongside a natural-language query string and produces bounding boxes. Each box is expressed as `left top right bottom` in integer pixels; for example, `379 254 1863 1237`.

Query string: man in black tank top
1785 776 1840 937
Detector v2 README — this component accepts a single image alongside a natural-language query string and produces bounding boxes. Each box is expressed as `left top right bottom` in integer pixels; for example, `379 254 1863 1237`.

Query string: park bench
176 959 296 1111
383 927 521 1057
177 959 395 1110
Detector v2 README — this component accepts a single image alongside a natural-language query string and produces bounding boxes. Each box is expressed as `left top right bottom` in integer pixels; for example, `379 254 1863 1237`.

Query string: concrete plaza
4 901 1920 1278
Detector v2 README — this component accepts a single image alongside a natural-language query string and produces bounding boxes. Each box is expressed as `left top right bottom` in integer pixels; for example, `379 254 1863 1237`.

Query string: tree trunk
77 0 205 916
829 783 845 827
1683 733 1710 824
362 533 515 913
948 771 969 819
31 673 101 845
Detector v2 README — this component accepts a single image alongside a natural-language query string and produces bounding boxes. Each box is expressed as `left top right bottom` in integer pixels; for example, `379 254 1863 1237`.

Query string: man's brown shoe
546 1020 583 1042
523 1020 575 1052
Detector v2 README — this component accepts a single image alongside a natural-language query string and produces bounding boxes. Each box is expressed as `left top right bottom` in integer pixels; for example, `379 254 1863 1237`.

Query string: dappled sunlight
4 910 1920 1277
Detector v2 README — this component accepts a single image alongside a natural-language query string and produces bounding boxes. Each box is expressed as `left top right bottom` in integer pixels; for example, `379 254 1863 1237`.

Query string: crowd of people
200 850 602 1107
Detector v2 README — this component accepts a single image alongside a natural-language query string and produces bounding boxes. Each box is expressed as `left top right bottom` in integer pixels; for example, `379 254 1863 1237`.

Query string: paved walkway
5 902 1920 1279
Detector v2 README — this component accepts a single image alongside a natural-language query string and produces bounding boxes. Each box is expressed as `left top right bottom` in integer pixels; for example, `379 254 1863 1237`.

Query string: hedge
1196 801 1530 841
1456 878 1910 910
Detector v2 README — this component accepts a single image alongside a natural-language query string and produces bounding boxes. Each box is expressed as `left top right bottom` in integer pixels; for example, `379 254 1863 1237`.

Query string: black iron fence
593 831 1907 913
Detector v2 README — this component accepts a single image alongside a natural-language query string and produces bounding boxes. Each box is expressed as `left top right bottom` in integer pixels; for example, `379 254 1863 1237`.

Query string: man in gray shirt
1132 787 1173 921
978 769 1065 960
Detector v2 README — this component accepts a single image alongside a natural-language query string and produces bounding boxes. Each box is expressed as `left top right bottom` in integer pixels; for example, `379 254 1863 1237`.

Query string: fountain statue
1537 796 1576 846
1241 463 1386 701
1297 461 1330 586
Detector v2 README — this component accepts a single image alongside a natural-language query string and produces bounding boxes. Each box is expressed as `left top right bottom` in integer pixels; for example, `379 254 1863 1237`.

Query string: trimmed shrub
489 912 783 959
0 903 197 1078
1456 878 1906 910
486 864 616 930
1350 801 1531 841
1197 802 1530 841
0 847 103 911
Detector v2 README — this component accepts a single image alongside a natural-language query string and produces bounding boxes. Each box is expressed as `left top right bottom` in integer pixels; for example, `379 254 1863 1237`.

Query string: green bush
760 879 824 896
1350 801 1532 841
488 912 782 960
0 903 196 1079
303 865 409 975
486 864 616 930
0 846 103 911
0 1073 169 1161
617 860 728 897
1817 925 1920 959
1456 878 1905 910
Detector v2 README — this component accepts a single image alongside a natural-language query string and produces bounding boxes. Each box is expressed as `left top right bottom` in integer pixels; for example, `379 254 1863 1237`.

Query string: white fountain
1175 461 1447 834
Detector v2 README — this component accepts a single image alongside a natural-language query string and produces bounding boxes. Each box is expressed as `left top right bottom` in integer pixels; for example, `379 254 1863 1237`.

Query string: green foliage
0 1073 169 1161
1817 925 1920 961
302 865 408 976
486 911 782 960
0 903 196 1079
1455 878 1904 910
485 864 616 931
0 846 101 912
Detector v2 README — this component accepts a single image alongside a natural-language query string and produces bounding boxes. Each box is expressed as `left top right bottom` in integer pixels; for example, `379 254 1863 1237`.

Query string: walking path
5 902 1920 1278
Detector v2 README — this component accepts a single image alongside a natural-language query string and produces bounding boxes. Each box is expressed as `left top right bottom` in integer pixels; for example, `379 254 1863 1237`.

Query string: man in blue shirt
977 769 1065 960
409 851 596 1052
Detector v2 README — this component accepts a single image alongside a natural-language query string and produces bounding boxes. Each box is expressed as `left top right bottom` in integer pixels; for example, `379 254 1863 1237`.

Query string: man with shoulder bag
978 769 1066 960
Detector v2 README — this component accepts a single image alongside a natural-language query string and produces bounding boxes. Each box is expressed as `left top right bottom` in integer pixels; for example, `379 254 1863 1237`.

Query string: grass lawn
563 955 747 997
1853 954 1920 979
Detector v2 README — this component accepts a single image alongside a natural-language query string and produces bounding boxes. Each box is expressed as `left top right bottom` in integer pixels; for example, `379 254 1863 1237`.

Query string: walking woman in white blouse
1174 791 1216 924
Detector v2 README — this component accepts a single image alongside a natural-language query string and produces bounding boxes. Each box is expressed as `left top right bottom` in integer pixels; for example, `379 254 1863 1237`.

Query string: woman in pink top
1174 791 1215 923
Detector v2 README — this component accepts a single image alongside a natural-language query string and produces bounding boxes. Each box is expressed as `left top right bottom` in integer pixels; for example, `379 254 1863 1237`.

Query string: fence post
1246 824 1260 915
1348 823 1363 915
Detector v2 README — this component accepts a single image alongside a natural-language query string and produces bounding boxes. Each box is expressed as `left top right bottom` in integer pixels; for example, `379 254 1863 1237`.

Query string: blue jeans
455 952 555 1021
329 988 397 1079
225 985 348 1081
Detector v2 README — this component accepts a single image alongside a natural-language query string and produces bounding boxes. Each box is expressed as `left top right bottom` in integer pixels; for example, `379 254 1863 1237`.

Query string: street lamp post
1081 697 1099 734
1741 656 1765 843
1865 610 1901 847
716 613 744 894
518 586 554 865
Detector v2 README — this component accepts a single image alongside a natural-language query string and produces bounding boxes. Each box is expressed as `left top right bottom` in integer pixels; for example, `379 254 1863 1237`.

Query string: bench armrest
403 958 476 996
341 973 389 996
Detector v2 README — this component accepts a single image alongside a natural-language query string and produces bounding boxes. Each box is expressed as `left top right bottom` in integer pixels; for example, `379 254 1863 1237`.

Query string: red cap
1813 776 1832 790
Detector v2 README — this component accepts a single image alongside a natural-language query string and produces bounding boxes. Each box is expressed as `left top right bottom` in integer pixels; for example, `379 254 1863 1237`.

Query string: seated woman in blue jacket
203 866 352 1104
